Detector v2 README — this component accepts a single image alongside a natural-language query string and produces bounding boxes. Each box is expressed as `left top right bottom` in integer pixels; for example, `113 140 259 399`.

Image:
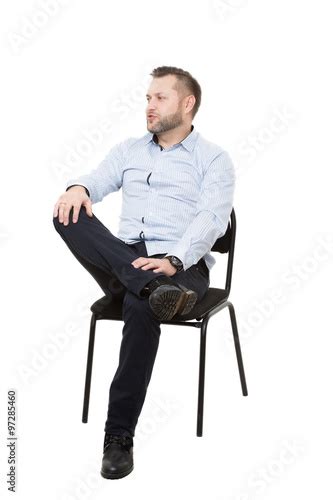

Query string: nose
146 98 157 113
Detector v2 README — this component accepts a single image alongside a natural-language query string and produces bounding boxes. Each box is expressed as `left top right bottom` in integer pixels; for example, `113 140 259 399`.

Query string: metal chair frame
82 208 248 436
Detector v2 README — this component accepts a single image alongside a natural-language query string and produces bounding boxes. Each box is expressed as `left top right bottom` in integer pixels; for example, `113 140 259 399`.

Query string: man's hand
131 257 177 277
53 185 93 225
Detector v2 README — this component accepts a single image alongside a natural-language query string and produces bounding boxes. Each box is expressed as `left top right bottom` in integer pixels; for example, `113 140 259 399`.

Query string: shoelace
104 434 132 453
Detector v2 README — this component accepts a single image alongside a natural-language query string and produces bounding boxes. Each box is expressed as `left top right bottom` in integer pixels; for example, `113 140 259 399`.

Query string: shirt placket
139 144 166 241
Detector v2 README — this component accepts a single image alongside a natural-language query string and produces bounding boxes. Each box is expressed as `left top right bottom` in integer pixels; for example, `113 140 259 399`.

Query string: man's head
146 66 201 135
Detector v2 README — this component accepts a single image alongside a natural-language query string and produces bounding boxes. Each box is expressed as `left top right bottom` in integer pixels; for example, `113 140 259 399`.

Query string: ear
185 95 196 115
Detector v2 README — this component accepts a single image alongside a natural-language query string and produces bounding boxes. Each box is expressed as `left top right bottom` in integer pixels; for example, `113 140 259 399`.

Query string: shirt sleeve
165 151 236 271
65 140 128 204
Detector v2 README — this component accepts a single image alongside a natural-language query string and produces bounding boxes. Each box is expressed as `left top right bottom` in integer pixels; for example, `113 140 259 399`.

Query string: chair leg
227 302 248 396
196 318 209 437
82 313 97 423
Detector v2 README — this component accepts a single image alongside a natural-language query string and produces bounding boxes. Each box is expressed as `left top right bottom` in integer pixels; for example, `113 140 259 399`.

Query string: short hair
150 66 202 118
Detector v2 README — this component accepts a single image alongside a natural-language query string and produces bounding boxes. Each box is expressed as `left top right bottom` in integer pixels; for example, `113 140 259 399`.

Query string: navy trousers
53 207 210 437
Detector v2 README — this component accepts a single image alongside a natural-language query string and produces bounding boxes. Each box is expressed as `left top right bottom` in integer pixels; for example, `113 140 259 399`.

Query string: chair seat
90 287 229 322
82 209 248 437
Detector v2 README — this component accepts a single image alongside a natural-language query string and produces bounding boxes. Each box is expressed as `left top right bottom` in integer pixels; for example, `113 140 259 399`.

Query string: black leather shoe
100 434 134 480
141 276 198 320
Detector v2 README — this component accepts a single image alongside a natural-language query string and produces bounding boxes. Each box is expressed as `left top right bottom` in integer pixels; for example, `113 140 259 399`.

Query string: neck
156 124 192 149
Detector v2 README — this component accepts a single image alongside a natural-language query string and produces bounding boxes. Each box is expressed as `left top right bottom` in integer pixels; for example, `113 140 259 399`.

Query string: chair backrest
210 207 236 295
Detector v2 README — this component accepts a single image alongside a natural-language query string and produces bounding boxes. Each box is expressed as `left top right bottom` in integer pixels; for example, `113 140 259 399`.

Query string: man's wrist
163 255 184 273
66 185 90 197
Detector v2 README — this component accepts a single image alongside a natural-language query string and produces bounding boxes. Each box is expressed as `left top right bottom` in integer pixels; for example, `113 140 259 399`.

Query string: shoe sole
100 464 134 479
149 285 198 320
176 284 198 315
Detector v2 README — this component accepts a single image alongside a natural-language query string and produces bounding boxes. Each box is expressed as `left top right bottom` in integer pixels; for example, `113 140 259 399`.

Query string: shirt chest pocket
154 165 202 206
122 166 149 197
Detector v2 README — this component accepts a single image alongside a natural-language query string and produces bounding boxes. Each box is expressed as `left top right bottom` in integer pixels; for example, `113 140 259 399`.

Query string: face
146 75 187 134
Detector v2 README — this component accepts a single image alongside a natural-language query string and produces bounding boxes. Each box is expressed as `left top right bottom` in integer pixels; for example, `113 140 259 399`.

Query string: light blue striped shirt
65 126 235 272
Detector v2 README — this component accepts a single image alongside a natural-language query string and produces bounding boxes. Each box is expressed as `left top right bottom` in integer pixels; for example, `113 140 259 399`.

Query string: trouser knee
53 206 87 233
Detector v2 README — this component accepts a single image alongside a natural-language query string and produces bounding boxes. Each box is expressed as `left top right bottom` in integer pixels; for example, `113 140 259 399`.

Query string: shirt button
139 231 145 239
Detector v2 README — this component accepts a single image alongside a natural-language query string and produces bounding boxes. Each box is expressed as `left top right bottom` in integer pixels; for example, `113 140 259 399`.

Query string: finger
132 258 147 267
84 201 93 217
142 263 158 271
72 204 81 223
53 202 59 218
58 204 65 223
63 204 73 226
134 263 147 269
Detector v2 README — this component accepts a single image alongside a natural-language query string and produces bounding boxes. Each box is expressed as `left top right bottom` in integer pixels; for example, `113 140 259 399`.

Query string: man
53 66 235 479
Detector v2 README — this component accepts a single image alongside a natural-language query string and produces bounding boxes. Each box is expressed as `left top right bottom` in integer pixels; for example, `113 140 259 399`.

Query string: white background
1 0 332 498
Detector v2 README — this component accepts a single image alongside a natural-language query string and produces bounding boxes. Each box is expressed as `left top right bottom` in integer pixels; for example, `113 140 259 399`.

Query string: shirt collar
143 124 197 152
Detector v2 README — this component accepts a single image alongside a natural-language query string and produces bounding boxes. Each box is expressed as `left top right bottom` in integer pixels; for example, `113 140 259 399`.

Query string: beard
147 108 183 134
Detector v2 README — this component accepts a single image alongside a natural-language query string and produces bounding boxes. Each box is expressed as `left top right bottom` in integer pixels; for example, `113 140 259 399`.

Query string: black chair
82 207 248 437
